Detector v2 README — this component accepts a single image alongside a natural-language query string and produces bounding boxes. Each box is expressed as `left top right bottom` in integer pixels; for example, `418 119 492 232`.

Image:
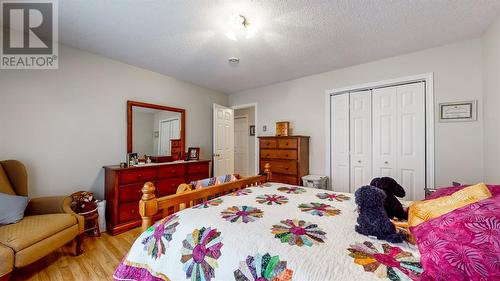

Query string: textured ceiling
58 1 500 94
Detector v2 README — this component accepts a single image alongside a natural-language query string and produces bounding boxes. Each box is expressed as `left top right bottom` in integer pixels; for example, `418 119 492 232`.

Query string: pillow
191 174 238 189
191 177 217 189
408 183 492 227
215 174 238 185
0 193 28 225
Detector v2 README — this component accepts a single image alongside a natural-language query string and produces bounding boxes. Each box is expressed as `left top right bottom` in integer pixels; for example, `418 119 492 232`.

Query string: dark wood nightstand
81 210 100 237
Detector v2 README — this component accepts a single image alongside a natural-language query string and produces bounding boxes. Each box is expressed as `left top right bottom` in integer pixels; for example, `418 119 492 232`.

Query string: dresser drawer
119 169 156 185
187 163 209 174
271 174 298 185
277 138 298 149
260 149 297 160
260 139 277 148
157 177 185 197
260 160 297 175
157 165 186 178
118 203 140 223
119 182 154 203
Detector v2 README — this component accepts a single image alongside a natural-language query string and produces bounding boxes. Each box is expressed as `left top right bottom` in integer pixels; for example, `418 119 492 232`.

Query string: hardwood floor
10 228 141 281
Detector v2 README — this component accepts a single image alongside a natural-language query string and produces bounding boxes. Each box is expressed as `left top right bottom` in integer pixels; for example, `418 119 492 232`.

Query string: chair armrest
26 196 84 233
0 243 14 278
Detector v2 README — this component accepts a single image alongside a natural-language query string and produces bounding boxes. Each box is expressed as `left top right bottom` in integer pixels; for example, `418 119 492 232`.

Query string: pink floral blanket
411 185 500 281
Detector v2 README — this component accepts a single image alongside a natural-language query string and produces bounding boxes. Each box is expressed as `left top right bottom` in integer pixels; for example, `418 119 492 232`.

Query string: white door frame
324 73 435 190
234 114 249 176
231 103 259 175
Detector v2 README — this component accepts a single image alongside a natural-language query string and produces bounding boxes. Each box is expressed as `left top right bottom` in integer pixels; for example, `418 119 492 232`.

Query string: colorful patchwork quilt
114 183 422 281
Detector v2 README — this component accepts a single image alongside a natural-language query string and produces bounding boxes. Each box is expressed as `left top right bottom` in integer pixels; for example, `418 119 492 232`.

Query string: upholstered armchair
0 160 84 280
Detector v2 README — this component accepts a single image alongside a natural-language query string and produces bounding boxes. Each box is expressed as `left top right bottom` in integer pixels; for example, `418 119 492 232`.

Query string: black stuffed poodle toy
354 185 406 243
370 177 408 220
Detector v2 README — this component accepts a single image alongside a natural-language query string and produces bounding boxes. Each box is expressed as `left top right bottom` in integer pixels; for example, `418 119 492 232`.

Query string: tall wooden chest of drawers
104 160 210 235
258 136 309 185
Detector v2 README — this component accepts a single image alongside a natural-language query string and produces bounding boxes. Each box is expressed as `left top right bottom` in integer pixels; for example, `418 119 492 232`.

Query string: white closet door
372 87 398 179
397 83 426 200
330 94 350 192
350 90 372 192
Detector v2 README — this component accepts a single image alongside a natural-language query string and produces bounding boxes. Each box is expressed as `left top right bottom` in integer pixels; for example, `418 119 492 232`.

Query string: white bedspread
114 183 422 281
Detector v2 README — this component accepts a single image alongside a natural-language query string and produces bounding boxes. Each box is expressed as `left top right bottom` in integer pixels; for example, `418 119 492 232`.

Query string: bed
113 167 423 281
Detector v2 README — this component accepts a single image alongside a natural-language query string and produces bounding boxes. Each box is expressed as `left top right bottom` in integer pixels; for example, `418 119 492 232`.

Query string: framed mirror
127 101 185 162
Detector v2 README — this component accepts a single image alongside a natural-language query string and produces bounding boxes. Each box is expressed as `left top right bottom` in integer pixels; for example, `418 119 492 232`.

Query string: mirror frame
127 100 186 160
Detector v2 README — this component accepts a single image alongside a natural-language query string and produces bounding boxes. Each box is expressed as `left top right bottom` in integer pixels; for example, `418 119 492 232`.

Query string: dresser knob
137 174 142 178
384 161 389 164
285 154 289 157
357 160 362 164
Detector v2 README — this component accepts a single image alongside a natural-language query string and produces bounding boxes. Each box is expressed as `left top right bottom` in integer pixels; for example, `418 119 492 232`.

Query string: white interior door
213 104 234 176
350 90 372 192
396 83 426 200
234 116 249 176
372 87 398 179
330 94 350 192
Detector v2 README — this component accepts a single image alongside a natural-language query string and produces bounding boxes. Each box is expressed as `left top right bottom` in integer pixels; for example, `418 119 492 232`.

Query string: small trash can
302 175 328 189
97 200 107 233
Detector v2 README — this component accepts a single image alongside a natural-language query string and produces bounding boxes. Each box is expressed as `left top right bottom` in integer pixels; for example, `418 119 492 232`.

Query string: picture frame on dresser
187 147 200 160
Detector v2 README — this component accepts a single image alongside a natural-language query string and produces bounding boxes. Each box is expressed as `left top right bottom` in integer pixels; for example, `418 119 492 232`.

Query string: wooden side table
80 210 100 237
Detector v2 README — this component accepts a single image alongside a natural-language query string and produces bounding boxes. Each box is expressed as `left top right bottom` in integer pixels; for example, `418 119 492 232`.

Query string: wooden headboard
139 163 272 232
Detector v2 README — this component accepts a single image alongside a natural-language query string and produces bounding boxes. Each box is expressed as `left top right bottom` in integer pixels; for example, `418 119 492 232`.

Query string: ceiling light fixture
225 14 257 41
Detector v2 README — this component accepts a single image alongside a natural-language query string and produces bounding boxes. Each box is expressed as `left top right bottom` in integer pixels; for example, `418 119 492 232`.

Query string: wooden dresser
104 160 210 235
258 136 309 185
170 139 182 160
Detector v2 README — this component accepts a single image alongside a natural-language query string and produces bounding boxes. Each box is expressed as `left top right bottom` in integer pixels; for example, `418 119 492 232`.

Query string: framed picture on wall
249 125 255 136
439 100 477 122
187 147 200 160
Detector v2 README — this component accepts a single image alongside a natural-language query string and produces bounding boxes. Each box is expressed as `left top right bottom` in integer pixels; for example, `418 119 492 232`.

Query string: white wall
132 110 155 156
482 15 500 184
234 107 256 175
0 44 227 199
229 39 484 188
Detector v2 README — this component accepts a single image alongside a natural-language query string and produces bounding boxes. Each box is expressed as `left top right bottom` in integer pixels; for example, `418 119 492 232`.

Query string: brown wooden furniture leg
75 234 84 256
94 216 101 237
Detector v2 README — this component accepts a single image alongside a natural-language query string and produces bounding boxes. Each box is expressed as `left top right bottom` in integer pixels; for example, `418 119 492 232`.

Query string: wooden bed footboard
139 163 272 232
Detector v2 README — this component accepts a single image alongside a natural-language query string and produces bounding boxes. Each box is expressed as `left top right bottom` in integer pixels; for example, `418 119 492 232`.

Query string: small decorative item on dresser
275 121 290 136
249 125 255 136
70 191 100 237
187 147 200 160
